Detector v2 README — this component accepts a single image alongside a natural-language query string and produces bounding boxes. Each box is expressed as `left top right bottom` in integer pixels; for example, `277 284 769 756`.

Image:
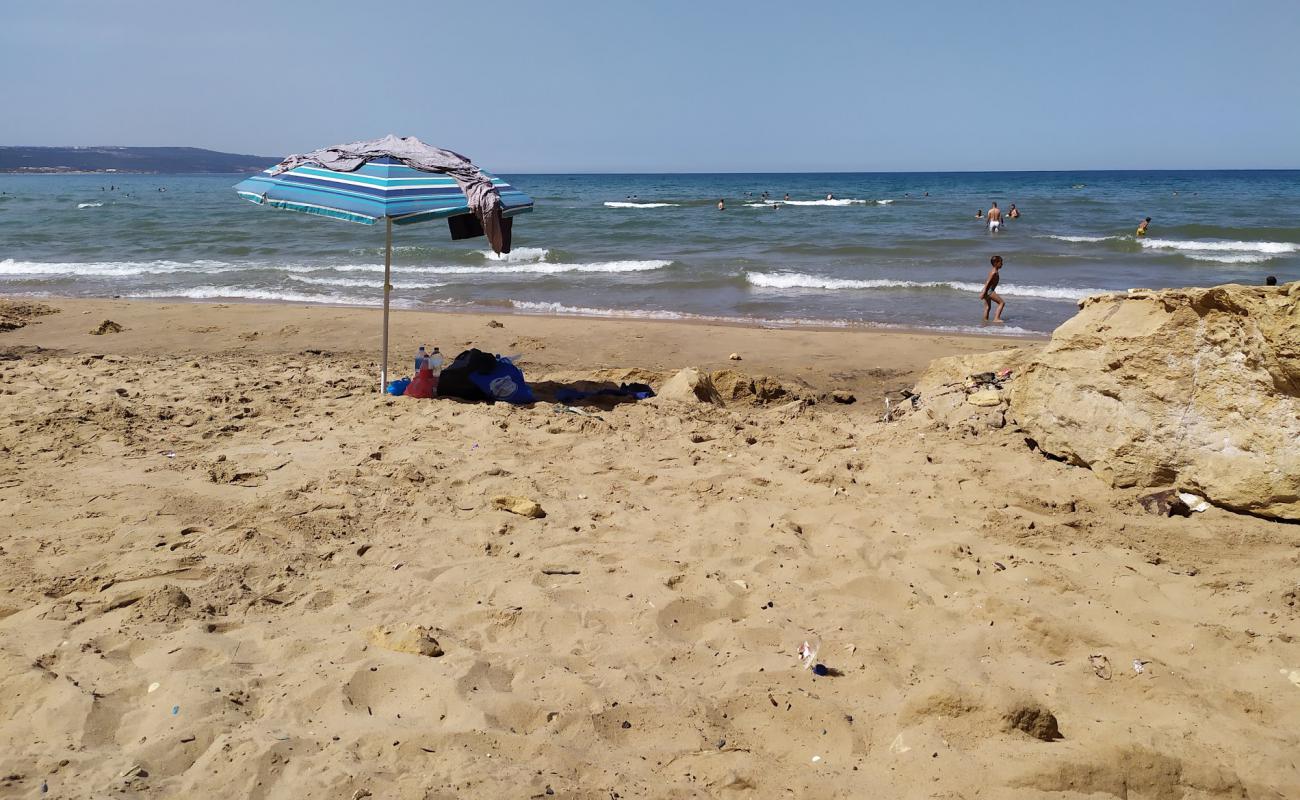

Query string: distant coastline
0 146 277 174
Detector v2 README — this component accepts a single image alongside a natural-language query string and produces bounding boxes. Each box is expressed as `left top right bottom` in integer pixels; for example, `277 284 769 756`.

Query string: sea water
1 170 1296 335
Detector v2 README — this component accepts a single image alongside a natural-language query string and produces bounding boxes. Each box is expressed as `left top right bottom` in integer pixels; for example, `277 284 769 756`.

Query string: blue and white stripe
233 157 533 226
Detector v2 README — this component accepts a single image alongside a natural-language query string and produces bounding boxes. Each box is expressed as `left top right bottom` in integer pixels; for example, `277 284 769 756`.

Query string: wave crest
604 201 679 209
746 272 1102 300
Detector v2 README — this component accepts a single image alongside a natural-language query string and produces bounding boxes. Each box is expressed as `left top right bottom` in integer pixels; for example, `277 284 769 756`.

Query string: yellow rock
492 495 546 518
367 624 443 657
1009 283 1300 520
966 389 1003 407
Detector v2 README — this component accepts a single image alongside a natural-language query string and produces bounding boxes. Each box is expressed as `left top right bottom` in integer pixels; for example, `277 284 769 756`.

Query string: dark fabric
437 349 498 401
447 213 484 241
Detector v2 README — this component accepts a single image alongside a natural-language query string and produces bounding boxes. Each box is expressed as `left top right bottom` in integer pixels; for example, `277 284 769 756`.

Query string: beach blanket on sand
270 135 511 252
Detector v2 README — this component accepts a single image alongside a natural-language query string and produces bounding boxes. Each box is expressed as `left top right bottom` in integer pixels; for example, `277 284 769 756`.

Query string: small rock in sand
487 319 504 328
493 495 546 518
656 368 722 405
90 320 124 335
830 390 856 404
966 389 1003 407
1137 489 1191 518
367 624 444 657
729 353 742 361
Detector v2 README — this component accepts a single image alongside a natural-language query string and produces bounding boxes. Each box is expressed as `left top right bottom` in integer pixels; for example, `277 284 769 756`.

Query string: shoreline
3 292 1050 342
0 295 1035 399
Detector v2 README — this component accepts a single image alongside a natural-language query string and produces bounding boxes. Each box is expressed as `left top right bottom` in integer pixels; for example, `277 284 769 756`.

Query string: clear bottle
428 347 444 372
415 345 427 373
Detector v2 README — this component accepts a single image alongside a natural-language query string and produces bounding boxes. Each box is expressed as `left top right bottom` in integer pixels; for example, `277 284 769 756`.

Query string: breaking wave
77 202 104 209
1140 238 1298 255
1045 234 1122 243
745 271 1103 300
479 246 550 262
604 201 680 209
124 287 381 305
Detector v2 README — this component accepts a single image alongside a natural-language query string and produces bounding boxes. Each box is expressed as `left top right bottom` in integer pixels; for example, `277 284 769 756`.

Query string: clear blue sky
2 0 1297 172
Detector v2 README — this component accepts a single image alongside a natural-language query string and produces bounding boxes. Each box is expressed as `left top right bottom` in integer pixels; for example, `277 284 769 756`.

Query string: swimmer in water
783 193 790 201
981 255 1006 323
826 193 834 200
1008 203 1019 219
1136 217 1151 237
976 209 984 219
987 202 1003 233
717 199 726 211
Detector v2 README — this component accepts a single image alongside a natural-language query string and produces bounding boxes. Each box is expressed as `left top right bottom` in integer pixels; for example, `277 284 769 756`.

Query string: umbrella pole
380 217 392 392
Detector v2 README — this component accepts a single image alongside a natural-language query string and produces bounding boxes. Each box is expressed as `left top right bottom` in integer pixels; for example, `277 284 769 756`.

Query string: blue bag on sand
386 377 411 396
467 358 535 404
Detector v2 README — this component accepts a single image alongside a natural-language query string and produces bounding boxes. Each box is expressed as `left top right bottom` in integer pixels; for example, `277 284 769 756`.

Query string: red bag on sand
403 365 438 399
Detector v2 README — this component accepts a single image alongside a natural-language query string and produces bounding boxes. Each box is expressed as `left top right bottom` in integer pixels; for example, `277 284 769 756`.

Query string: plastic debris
811 755 821 763
171 705 180 716
1177 492 1210 513
888 734 911 754
798 638 820 670
1133 659 1149 674
147 682 160 693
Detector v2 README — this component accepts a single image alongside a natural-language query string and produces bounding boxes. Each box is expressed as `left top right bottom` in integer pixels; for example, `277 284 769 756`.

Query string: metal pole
380 217 392 392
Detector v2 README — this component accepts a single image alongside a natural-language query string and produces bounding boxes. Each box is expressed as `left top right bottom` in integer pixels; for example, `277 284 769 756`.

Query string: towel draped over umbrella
233 135 533 389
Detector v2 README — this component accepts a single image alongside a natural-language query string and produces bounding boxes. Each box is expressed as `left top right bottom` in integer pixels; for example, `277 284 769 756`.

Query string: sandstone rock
728 353 742 361
1010 283 1300 520
830 390 856 404
367 624 444 657
966 389 1004 407
657 368 722 405
492 495 546 518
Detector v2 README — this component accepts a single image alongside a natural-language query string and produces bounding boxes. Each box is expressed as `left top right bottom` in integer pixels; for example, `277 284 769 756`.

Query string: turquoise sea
1 170 1297 335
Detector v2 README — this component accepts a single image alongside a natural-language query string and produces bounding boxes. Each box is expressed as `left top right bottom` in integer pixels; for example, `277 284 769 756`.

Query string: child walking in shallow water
981 255 1005 323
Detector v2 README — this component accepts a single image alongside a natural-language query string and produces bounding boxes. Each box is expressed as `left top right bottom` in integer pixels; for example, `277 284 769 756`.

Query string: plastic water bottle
415 345 427 373
428 347 444 372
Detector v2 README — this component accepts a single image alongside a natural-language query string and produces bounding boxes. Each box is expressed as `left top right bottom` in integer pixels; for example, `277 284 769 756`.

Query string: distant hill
0 146 279 174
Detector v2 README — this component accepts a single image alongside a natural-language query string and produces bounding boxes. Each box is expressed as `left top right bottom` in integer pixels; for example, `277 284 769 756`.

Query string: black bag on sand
437 349 498 401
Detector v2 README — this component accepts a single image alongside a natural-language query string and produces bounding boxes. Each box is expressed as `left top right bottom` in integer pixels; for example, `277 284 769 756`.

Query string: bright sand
1 298 1297 798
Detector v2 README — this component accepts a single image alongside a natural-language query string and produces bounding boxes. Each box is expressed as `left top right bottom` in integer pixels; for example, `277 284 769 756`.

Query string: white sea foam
1140 238 1298 255
1183 253 1275 265
125 287 380 305
745 271 1102 300
0 257 668 279
0 258 243 277
77 202 104 209
479 246 550 262
511 300 687 319
413 260 672 276
287 275 447 290
876 199 894 205
1045 234 1122 243
780 199 869 206
604 201 680 209
509 300 1038 336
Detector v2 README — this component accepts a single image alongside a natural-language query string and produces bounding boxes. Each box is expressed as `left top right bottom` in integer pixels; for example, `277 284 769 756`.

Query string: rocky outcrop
1009 283 1299 520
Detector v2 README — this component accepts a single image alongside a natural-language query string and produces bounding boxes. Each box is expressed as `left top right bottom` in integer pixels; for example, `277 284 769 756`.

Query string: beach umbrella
233 135 533 389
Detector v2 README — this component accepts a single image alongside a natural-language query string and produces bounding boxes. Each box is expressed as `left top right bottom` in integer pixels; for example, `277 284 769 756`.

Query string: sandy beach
2 297 1297 799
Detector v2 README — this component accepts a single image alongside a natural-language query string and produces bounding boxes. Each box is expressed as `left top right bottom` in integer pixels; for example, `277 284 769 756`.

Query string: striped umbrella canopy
234 150 533 390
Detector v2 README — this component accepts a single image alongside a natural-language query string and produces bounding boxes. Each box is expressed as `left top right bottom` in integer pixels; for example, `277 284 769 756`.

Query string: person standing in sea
987 202 1003 233
981 255 1006 323
717 198 726 211
1136 217 1151 237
